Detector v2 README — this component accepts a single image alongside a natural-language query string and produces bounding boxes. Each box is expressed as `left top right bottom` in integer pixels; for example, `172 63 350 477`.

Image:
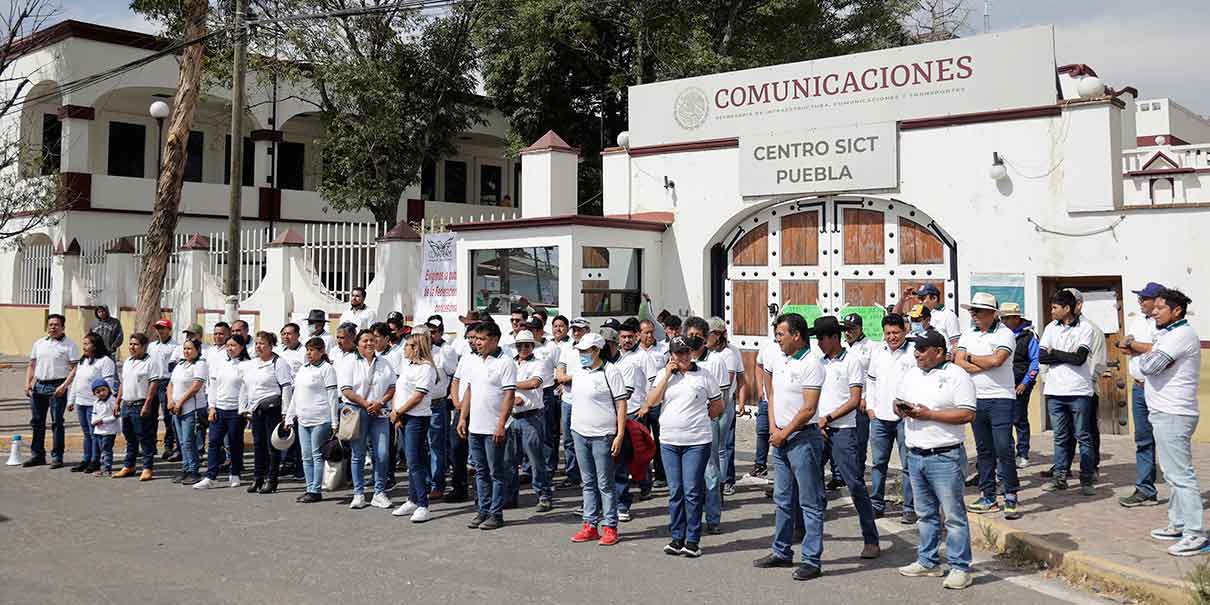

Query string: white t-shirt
395 359 437 417
30 336 79 381
454 354 476 402
242 355 294 408
770 349 826 430
757 340 787 400
559 342 584 404
168 358 209 414
818 350 865 429
1126 314 1157 383
288 362 339 427
897 361 976 449
466 350 518 435
328 347 355 369
931 306 963 344
209 355 247 411
339 307 376 331
535 339 560 389
513 356 545 413
652 366 722 446
147 339 177 380
956 321 1017 399
570 362 628 437
274 344 306 378
430 340 457 399
1144 320 1202 416
866 342 916 422
91 397 121 435
696 351 731 395
845 336 877 376
380 343 404 372
68 356 116 408
119 355 163 402
336 354 398 419
707 345 742 396
617 348 649 415
1039 318 1097 396
641 343 668 368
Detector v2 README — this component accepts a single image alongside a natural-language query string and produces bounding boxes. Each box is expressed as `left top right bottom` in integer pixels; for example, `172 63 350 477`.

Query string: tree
130 0 209 333
474 0 913 213
0 0 69 243
903 0 972 41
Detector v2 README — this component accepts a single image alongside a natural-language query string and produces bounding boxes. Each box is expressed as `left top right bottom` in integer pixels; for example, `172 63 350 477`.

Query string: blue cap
90 378 110 392
914 284 941 297
1131 282 1165 298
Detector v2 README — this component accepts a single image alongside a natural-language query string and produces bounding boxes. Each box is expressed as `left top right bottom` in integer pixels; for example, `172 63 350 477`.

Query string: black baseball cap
601 318 623 331
668 336 694 354
843 313 862 328
525 317 544 330
907 329 947 351
386 311 405 322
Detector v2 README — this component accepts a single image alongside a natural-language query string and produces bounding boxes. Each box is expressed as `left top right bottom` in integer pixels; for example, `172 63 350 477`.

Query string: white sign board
413 233 460 331
739 122 897 197
628 26 1056 147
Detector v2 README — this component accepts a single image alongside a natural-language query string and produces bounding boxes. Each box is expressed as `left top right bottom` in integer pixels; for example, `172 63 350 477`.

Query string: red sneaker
599 526 619 546
571 523 600 543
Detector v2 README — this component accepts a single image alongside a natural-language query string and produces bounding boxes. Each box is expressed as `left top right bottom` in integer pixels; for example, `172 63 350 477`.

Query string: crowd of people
19 281 1205 587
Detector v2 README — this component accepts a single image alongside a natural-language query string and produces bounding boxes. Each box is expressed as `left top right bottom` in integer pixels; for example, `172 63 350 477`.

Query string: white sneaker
192 477 213 489
1015 456 1029 469
898 562 944 577
228 475 240 488
370 492 393 509
393 500 419 517
943 569 973 590
410 506 431 523
1168 535 1210 557
349 494 367 509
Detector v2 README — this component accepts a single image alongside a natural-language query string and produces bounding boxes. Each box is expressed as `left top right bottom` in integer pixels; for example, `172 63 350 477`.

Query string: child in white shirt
90 378 121 476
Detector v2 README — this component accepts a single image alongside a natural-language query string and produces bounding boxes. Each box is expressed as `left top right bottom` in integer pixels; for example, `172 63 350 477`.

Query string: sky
54 0 1210 116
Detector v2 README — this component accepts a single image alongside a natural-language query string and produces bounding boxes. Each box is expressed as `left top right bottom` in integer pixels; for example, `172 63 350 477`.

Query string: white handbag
322 458 350 492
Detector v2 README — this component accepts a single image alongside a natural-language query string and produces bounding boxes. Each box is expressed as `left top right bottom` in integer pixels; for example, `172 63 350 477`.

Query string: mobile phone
895 399 913 412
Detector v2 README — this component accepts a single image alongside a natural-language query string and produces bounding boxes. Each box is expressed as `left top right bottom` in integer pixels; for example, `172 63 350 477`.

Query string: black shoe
167 452 182 463
467 513 488 529
664 539 685 555
639 485 653 501
184 472 202 484
706 524 722 535
259 480 278 494
519 474 532 485
479 517 504 530
752 464 768 478
680 542 702 558
537 497 553 512
69 461 88 472
1039 467 1054 479
825 478 844 491
446 491 469 503
873 509 885 519
653 479 667 488
1119 490 1160 508
793 564 822 581
299 492 322 503
752 554 795 569
85 462 100 474
171 473 185 484
246 479 264 494
556 478 581 490
901 511 918 525
160 450 172 461
49 460 64 469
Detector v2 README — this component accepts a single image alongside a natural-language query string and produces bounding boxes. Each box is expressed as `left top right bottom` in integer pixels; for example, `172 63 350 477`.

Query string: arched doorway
720 196 957 356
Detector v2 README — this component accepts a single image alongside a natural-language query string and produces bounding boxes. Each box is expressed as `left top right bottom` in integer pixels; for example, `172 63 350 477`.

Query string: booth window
445 160 467 203
107 121 146 178
471 246 559 315
581 247 641 316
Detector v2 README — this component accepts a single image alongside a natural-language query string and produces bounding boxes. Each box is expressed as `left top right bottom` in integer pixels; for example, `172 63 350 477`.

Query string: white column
49 242 80 315
100 240 138 312
253 139 274 188
520 131 579 219
367 222 421 318
59 115 92 174
172 236 211 330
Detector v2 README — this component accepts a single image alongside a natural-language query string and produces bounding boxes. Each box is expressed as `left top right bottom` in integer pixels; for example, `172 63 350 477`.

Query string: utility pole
225 0 249 323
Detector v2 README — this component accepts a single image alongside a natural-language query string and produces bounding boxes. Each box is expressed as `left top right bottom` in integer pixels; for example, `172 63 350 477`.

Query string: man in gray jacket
89 305 123 358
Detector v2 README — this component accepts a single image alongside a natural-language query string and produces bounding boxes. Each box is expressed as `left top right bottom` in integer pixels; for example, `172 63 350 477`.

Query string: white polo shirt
339 306 376 331
707 344 742 399
329 347 355 369
757 340 787 398
817 349 865 429
395 359 437 417
559 342 584 404
30 335 79 381
466 349 518 435
336 354 397 419
897 361 976 449
274 344 306 378
147 338 177 380
119 354 163 402
242 355 294 408
652 365 722 447
956 321 1017 399
696 350 732 396
770 348 826 430
68 356 117 408
931 306 962 344
209 355 247 411
641 342 668 368
453 353 476 402
845 336 877 376
309 330 334 353
1126 314 1157 382
512 356 545 413
1144 319 1201 417
866 341 917 422
1039 318 1097 396
289 361 339 427
570 362 627 437
430 340 457 399
532 339 559 389
617 348 649 415
168 358 209 414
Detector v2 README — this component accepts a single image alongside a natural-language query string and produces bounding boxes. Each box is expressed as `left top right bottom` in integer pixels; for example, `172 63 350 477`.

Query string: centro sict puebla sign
629 26 1056 197
739 123 897 196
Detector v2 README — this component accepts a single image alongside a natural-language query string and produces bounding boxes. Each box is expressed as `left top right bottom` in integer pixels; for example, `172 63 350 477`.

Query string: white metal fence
415 209 518 235
132 233 191 307
303 222 385 301
208 228 276 302
15 241 52 305
80 238 116 302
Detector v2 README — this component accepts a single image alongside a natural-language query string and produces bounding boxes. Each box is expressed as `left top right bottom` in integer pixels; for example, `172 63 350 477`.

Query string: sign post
413 233 460 332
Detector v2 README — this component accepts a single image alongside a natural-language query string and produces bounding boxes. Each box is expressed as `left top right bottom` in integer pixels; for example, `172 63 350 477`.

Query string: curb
970 514 1192 604
2 431 257 454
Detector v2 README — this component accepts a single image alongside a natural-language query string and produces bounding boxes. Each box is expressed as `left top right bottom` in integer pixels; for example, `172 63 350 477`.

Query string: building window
183 131 204 182
581 247 642 316
224 136 254 186
421 159 436 200
445 160 467 203
471 246 559 315
513 162 522 208
107 121 146 178
277 141 306 190
480 164 501 205
40 114 61 175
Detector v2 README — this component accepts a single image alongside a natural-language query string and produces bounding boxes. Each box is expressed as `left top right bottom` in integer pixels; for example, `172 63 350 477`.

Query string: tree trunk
134 0 208 334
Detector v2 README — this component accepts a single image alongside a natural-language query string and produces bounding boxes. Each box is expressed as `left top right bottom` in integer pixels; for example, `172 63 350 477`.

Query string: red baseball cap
154 319 173 329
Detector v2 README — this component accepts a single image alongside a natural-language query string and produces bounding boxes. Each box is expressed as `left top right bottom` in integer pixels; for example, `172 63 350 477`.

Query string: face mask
910 322 924 334
579 352 594 368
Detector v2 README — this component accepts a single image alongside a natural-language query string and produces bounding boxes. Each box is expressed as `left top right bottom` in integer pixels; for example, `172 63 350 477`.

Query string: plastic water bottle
6 435 25 466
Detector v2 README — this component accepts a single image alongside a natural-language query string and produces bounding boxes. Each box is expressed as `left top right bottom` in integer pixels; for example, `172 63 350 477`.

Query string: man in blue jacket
998 303 1039 468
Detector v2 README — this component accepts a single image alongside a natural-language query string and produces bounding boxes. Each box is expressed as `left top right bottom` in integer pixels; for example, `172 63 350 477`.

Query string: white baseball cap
575 333 605 351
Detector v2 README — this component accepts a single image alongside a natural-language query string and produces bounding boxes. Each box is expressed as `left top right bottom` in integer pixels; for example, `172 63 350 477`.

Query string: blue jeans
869 418 913 514
1131 383 1157 498
561 401 580 483
428 399 450 492
297 422 330 495
855 410 870 471
973 398 1020 499
719 394 737 484
508 414 552 502
573 431 618 528
661 442 710 543
76 404 96 464
704 417 723 525
402 414 431 507
94 434 116 470
28 380 67 461
909 446 972 572
826 427 880 545
205 408 245 479
469 433 509 520
1013 384 1034 459
172 410 199 474
541 388 560 478
754 399 770 467
771 427 826 566
1152 411 1203 537
121 401 158 470
348 408 391 496
1046 395 1095 484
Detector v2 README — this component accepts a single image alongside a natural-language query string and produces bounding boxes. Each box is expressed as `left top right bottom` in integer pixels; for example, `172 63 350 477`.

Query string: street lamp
149 100 170 183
